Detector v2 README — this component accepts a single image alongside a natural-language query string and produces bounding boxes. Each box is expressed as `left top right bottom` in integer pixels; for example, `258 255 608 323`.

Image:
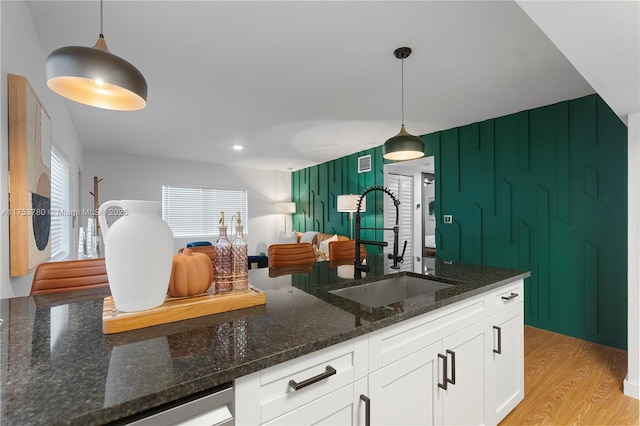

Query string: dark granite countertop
0 257 529 425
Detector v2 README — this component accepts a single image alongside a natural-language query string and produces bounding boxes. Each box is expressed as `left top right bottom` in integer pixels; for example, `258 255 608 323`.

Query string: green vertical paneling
537 185 550 322
427 132 442 225
471 122 480 151
584 165 598 199
501 180 511 243
519 221 531 320
557 103 570 224
482 120 495 216
310 165 319 232
584 95 597 145
440 220 461 262
442 128 460 193
585 242 598 336
473 204 482 265
292 94 627 349
292 146 384 254
518 111 529 170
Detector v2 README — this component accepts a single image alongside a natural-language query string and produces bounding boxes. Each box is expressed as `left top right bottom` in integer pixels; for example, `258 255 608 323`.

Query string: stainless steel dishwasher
124 383 234 426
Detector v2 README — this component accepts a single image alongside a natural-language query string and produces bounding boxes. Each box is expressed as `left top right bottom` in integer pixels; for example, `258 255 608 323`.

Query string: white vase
99 200 174 312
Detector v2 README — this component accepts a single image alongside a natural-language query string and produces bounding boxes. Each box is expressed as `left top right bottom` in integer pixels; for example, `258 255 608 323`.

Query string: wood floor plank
500 326 639 426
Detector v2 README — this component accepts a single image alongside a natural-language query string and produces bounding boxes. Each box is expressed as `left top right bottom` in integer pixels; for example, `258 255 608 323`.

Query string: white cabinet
367 310 486 426
440 321 486 426
484 296 524 425
365 281 524 426
368 342 442 425
235 280 524 426
235 337 367 426
262 383 355 425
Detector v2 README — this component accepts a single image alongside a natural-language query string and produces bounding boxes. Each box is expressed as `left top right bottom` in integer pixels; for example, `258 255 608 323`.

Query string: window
162 184 248 237
50 143 70 260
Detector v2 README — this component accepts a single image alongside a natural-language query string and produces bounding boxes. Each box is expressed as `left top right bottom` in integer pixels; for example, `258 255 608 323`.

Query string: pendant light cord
99 0 104 37
401 57 405 126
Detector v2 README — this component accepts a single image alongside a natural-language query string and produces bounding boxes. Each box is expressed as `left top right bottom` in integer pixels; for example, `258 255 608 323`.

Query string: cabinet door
440 321 485 426
368 341 442 426
485 302 524 425
263 383 356 426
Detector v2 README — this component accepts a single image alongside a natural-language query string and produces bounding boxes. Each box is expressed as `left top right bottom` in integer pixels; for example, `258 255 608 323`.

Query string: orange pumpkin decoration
168 248 214 297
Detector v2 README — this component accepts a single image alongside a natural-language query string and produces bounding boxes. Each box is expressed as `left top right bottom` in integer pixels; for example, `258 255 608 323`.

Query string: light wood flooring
500 326 639 425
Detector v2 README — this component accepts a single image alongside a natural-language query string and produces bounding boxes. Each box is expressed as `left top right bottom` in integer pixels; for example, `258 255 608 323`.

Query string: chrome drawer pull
288 365 336 391
501 292 518 301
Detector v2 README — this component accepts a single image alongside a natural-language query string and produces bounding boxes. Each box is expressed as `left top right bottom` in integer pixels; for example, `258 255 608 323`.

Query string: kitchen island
0 257 529 425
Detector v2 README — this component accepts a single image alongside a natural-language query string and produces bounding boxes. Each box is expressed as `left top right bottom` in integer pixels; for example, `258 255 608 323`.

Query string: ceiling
24 1 636 172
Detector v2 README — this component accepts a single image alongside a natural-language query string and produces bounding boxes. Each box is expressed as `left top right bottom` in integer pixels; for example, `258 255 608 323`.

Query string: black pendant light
383 47 425 161
46 0 147 111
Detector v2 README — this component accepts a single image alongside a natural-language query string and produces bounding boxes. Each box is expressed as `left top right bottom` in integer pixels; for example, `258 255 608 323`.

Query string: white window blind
162 184 248 237
386 174 413 272
50 144 70 260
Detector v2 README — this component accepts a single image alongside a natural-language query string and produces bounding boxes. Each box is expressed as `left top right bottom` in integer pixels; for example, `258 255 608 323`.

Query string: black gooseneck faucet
354 186 408 279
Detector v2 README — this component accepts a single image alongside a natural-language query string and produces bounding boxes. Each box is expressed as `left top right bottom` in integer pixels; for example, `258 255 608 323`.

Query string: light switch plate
444 215 453 224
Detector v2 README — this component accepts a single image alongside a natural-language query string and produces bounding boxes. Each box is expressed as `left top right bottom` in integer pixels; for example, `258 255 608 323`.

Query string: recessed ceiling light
233 145 243 151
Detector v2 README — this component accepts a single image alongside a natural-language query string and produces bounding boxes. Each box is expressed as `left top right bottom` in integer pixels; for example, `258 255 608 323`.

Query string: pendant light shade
46 2 147 111
382 47 424 161
383 125 425 161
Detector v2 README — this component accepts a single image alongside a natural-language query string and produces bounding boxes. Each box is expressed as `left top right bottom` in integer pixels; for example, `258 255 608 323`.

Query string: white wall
625 112 639 399
0 1 84 298
82 150 291 255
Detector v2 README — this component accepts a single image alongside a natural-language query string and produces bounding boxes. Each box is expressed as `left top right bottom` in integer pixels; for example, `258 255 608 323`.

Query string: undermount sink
328 275 455 308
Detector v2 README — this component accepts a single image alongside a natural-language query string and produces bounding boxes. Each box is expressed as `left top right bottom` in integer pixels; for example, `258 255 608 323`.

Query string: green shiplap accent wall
438 94 628 349
291 146 387 253
292 94 628 349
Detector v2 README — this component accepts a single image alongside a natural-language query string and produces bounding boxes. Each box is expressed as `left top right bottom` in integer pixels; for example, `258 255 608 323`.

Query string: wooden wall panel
8 74 52 275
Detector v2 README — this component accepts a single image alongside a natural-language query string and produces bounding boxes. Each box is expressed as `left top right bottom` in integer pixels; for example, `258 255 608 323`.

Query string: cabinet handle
288 365 336 391
446 349 456 385
501 292 519 301
493 325 502 354
360 394 371 426
438 353 448 390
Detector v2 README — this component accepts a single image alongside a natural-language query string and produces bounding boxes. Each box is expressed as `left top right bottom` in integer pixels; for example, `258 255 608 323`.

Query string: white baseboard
624 375 639 400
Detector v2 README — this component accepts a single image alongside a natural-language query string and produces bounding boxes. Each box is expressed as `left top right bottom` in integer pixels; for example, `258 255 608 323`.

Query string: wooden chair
268 263 315 278
328 240 367 263
31 258 109 295
178 246 215 270
268 243 316 268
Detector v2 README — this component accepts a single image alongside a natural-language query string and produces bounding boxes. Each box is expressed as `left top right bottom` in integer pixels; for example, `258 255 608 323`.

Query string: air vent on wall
358 155 371 173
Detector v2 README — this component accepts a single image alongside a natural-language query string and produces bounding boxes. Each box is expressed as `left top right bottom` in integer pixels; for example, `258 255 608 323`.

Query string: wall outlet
444 214 453 224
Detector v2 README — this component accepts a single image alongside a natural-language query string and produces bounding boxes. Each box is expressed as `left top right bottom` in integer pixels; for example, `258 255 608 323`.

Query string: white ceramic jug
99 200 174 312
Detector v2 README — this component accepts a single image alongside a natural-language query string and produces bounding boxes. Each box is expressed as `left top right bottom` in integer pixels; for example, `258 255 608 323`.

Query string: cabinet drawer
263 383 355 426
258 339 362 423
485 280 524 316
370 296 485 370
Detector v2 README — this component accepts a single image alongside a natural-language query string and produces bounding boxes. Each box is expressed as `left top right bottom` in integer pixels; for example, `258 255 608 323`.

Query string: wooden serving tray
102 287 266 334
